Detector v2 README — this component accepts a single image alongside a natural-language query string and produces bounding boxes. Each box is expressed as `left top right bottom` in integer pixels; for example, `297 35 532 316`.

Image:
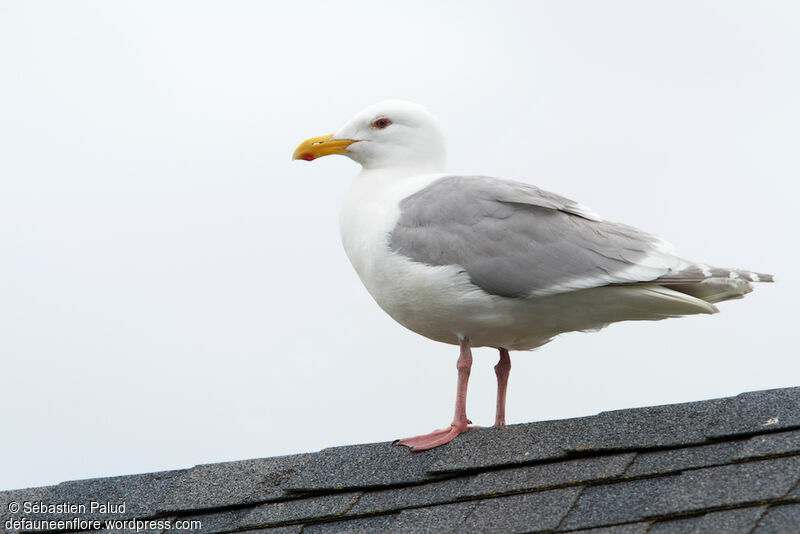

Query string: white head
293 100 446 174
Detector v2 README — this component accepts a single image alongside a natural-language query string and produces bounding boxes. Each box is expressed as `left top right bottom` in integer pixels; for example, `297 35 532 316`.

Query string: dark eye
371 117 391 129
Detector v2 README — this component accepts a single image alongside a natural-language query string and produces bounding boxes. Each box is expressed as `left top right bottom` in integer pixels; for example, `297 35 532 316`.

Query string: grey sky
1 1 797 490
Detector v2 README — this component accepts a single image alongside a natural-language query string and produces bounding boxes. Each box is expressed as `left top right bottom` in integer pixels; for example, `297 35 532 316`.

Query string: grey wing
389 175 683 298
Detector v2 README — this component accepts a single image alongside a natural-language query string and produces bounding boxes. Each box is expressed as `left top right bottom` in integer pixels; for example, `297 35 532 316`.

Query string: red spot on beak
300 152 315 161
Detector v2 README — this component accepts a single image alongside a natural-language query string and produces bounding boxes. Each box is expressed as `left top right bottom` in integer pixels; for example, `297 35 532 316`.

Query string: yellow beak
292 133 358 161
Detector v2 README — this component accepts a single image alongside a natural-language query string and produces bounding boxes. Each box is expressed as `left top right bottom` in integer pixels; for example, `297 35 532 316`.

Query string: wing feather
389 176 681 298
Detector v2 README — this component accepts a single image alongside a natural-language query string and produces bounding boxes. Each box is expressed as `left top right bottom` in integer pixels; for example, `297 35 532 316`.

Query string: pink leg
395 337 476 451
494 348 511 426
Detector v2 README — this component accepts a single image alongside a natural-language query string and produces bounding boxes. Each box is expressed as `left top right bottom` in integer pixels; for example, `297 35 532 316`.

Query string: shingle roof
2 387 799 533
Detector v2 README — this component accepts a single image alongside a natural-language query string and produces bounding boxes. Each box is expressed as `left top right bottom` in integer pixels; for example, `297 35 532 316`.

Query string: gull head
293 99 446 173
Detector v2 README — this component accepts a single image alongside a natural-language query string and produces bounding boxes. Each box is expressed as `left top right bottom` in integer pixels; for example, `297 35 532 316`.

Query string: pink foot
395 421 477 451
397 337 478 452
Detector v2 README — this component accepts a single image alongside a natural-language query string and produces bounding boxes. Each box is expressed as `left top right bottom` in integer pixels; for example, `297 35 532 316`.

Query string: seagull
292 100 774 451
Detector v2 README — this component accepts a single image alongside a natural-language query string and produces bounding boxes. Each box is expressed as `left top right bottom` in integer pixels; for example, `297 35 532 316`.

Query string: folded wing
389 176 772 301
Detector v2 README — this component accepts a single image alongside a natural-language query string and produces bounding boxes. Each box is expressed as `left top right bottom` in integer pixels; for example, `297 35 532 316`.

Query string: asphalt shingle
752 503 800 534
647 506 766 534
572 398 728 452
706 387 800 439
563 524 650 534
733 428 800 460
561 475 681 529
391 501 477 534
236 527 303 534
624 440 744 477
283 442 440 491
462 453 634 496
302 514 399 534
460 487 582 533
346 475 471 516
160 454 310 513
654 455 800 516
182 492 360 533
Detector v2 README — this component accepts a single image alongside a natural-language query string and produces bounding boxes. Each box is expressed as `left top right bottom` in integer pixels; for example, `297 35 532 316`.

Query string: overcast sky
1 1 798 491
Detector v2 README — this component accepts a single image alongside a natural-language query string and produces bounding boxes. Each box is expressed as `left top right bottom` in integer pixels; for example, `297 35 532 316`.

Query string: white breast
339 170 444 301
339 170 522 347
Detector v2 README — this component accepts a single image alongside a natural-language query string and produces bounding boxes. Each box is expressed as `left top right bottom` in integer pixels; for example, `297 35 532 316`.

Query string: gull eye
371 117 391 129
